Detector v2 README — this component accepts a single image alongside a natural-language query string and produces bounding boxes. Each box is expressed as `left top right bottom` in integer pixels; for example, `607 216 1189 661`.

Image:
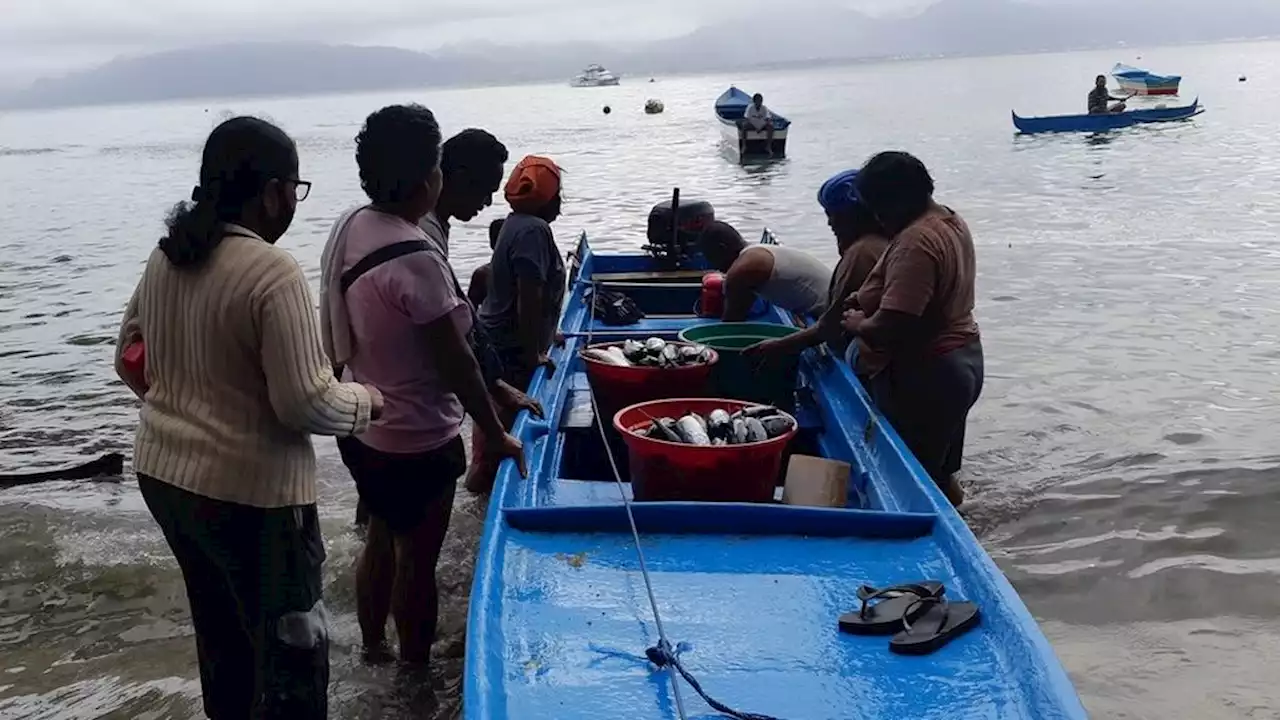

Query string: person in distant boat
743 169 889 366
319 105 524 667
697 220 832 322
838 151 983 508
472 155 568 493
116 116 382 720
1088 75 1129 114
468 218 504 308
740 93 776 155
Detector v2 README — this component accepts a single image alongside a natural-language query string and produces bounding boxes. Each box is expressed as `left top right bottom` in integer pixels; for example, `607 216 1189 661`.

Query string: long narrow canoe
1013 97 1202 134
465 233 1086 719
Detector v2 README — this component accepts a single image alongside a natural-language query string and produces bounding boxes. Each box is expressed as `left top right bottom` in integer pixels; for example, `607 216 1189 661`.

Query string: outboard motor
644 188 715 267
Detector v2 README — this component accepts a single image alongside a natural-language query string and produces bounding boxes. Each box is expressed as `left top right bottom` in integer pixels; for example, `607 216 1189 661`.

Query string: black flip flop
838 581 945 636
888 596 981 655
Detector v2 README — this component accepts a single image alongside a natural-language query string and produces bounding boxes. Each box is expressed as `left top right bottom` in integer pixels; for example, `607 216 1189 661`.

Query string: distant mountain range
4 0 1279 109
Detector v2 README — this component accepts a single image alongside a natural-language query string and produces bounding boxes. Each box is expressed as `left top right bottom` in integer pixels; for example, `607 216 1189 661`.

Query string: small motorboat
1012 97 1203 134
1111 63 1182 96
714 86 790 162
463 192 1087 720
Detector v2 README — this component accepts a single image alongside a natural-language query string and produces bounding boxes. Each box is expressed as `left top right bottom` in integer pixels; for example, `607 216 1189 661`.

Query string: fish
648 417 682 442
675 415 711 445
583 348 628 366
759 414 795 438
622 339 647 362
707 409 732 442
605 346 631 366
735 405 780 420
732 418 749 444
744 417 768 443
644 337 666 354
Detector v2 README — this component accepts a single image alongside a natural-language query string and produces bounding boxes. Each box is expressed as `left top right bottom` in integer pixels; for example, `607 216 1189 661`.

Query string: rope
585 280 784 720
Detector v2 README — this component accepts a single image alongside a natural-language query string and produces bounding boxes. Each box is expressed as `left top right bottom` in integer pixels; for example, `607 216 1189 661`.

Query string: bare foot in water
362 641 396 665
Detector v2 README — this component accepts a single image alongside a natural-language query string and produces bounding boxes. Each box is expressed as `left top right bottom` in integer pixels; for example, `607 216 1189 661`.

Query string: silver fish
707 409 732 441
735 405 780 420
644 337 666 354
744 417 768 443
583 348 628 366
623 339 647 361
648 418 681 442
731 418 749 444
759 414 795 438
675 415 711 445
605 346 631 366
661 344 681 366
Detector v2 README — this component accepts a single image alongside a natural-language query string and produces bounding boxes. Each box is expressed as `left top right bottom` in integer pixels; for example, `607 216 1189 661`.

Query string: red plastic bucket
580 342 719 426
613 398 798 503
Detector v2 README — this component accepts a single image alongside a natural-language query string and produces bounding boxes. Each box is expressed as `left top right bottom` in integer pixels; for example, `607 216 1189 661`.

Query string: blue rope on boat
586 282 785 720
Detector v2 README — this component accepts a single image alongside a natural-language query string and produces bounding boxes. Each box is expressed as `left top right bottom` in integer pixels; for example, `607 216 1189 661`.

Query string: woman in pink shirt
319 105 523 665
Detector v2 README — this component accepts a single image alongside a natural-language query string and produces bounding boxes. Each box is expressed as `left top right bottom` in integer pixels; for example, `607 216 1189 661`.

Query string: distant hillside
3 0 1279 109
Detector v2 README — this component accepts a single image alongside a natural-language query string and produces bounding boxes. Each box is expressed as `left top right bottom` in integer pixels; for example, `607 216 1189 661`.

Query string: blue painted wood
464 233 1087 719
1012 97 1202 134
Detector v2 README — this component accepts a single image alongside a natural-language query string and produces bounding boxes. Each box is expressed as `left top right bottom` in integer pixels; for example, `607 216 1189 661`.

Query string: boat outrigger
464 194 1086 719
1013 97 1203 134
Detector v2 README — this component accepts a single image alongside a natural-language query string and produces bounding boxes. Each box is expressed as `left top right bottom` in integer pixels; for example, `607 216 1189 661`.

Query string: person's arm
851 241 937 354
424 308 506 439
259 263 374 437
114 281 146 398
722 250 771 322
467 265 489 309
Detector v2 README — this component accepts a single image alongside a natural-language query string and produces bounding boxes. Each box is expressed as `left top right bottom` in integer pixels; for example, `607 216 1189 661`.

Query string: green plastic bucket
678 322 800 411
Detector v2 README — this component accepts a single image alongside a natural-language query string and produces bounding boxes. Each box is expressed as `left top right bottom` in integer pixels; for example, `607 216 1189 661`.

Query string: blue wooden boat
1111 63 1181 96
715 86 791 161
464 214 1086 719
1013 97 1202 134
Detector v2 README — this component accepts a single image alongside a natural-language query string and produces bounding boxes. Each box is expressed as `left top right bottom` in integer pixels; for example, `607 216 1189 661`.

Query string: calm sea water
3 40 1280 719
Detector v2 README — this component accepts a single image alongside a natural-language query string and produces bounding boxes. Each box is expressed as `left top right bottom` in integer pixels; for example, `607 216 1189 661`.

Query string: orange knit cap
504 155 562 214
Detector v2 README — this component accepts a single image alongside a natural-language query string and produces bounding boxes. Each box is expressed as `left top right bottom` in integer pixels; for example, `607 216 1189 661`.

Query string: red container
614 398 798 503
122 340 148 392
699 272 725 318
580 342 719 426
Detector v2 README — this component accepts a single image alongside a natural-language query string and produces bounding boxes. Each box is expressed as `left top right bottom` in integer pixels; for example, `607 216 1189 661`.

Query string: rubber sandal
838 581 945 636
888 596 981 655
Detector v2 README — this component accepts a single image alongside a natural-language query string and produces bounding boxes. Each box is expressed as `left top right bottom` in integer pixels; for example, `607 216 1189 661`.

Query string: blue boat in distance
463 218 1087 719
1013 97 1202 134
715 86 791 161
1111 62 1181 96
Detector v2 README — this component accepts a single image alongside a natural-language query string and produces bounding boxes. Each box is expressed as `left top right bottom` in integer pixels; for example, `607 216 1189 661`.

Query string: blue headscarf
817 169 861 214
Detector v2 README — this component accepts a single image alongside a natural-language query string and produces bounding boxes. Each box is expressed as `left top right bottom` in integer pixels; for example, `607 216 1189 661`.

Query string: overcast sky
0 0 937 87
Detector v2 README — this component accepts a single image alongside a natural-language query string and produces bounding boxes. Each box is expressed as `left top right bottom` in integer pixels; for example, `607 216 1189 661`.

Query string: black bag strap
340 240 433 293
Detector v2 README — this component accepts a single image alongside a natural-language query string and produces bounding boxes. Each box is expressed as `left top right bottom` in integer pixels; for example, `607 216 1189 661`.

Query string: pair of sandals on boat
838 580 980 655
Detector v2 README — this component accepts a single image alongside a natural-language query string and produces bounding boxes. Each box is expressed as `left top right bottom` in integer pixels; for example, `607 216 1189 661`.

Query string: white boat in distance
570 64 621 87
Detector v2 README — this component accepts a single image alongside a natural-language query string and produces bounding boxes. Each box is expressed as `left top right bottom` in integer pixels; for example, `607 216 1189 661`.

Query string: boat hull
1012 97 1202 134
570 77 621 88
714 86 792 162
463 234 1087 719
1111 63 1181 96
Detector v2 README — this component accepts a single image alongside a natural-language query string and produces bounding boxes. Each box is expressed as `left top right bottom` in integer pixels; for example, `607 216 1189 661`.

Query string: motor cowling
646 199 715 251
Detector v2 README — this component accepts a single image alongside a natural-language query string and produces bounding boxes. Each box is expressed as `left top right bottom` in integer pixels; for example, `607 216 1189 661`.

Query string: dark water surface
3 41 1280 718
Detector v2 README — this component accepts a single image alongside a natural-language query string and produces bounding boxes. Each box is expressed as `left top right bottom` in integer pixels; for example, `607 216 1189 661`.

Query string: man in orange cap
469 155 567 492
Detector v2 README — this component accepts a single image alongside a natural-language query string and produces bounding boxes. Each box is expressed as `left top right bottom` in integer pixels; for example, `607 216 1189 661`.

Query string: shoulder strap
340 240 433 293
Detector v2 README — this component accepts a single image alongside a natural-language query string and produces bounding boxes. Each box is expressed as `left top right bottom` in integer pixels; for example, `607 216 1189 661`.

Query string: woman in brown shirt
840 151 984 507
744 169 888 360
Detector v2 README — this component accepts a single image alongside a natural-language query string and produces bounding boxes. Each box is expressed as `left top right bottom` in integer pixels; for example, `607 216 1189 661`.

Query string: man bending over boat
697 220 831 322
740 93 775 156
1088 75 1129 114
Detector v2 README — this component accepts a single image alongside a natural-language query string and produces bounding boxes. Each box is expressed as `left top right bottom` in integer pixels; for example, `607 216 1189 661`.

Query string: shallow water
3 41 1280 718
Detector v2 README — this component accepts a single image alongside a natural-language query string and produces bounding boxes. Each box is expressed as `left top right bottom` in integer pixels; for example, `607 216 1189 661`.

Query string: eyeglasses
293 180 312 202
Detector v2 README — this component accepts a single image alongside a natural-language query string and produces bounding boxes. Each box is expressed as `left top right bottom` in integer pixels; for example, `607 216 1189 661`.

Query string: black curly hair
355 104 442 205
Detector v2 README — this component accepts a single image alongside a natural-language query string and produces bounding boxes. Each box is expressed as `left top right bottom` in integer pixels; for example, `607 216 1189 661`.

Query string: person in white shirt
740 93 775 155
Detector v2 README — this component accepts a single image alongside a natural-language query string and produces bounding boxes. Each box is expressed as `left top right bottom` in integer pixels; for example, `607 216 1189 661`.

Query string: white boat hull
718 119 788 159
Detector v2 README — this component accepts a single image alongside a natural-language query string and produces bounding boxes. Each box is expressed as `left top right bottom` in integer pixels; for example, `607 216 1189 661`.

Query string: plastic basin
614 398 798 502
678 322 800 411
579 342 719 427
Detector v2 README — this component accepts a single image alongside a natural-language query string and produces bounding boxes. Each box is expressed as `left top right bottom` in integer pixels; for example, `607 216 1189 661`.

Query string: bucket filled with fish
614 398 798 503
579 338 719 426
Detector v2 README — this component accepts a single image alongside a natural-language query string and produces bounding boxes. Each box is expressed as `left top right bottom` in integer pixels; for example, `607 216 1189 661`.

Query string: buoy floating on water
1239 75 1248 82
603 105 612 115
644 99 665 114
